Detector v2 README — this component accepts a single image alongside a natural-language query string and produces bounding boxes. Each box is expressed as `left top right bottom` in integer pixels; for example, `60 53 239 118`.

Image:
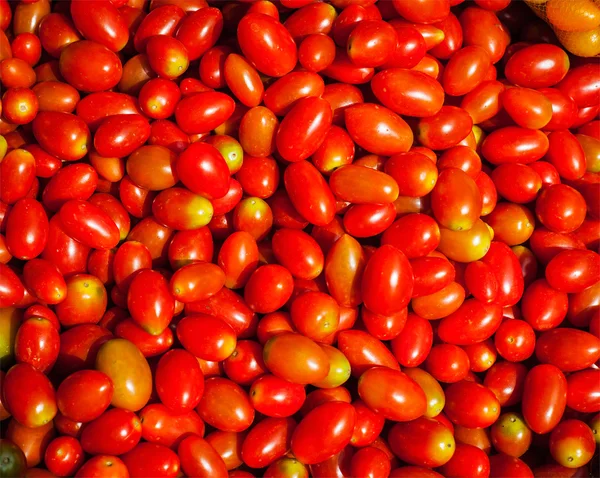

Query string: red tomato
56 370 113 423
358 367 426 422
127 269 174 335
388 417 455 468
361 245 413 317
417 106 473 150
391 313 433 367
545 249 600 293
445 381 500 428
263 333 329 384
443 46 491 96
177 314 236 361
93 114 150 158
249 374 305 418
490 412 532 458
70 0 128 52
177 435 228 478
549 420 595 469
155 349 204 413
5 199 48 260
284 160 336 226
75 456 128 478
291 401 355 465
441 443 490 478
338 329 399 377
176 142 230 200
425 344 470 383
175 7 222 60
276 97 332 163
3 363 57 428
557 63 600 109
505 44 570 88
121 443 180 478
237 13 297 77
14 317 59 373
59 41 122 92
175 92 235 135
392 0 449 24
241 417 296 469
346 20 397 68
535 328 600 372
482 127 549 165
536 184 587 234
330 165 398 205
44 436 84 477
522 364 567 435
345 103 413 156
196 377 254 432
567 369 600 413
139 403 205 449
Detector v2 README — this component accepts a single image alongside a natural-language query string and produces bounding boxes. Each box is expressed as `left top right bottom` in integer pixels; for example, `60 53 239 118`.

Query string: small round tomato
44 436 84 477
299 33 336 72
417 106 473 151
425 344 470 383
55 274 107 327
494 320 536 363
146 35 189 79
2 87 38 124
244 265 294 314
241 417 296 469
549 420 595 469
491 412 532 458
93 114 151 159
536 184 587 234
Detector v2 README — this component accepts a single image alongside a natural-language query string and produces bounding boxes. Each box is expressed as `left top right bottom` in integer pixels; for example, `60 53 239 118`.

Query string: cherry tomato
121 443 180 478
549 420 596 469
249 374 305 418
196 377 254 432
505 44 570 88
177 314 236 362
522 364 567 435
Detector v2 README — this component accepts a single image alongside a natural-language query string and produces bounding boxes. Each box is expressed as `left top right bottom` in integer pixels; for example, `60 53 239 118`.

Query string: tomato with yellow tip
491 413 532 458
403 368 445 418
549 420 596 469
311 344 351 389
93 339 150 414
233 197 273 241
438 219 492 263
3 363 57 428
263 333 329 385
388 417 455 468
204 134 244 174
55 274 107 327
152 188 214 230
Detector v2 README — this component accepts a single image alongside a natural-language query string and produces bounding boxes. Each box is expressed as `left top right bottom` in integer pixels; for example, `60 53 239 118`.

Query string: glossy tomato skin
505 44 569 88
330 164 398 204
546 250 600 293
522 364 567 435
438 299 502 345
14 317 59 373
177 314 236 362
444 381 500 428
95 338 153 412
155 349 204 413
3 363 57 428
549 420 595 469
70 0 128 52
74 455 129 477
127 269 174 335
44 435 84 477
536 184 587 234
139 403 205 449
237 14 297 77
5 199 48 260
94 114 150 158
55 324 112 378
482 127 549 165
244 265 294 314
80 408 142 455
345 103 413 156
291 401 355 465
177 435 227 478
338 329 399 377
440 443 490 478
535 328 600 372
121 443 180 478
176 142 231 200
391 313 433 368
175 92 235 135
361 245 413 317
56 370 113 423
196 377 254 432
58 200 120 250
276 97 332 163
388 417 455 468
358 367 427 422
115 318 173 358
567 369 600 413
490 412 532 458
249 374 306 418
59 41 122 92
424 344 470 384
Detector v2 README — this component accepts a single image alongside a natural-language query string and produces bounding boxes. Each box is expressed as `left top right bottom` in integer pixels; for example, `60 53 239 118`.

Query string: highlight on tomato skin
2 0 600 475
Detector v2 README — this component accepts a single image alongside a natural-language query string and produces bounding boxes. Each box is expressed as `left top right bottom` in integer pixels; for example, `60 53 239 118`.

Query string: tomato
388 417 455 468
335 329 397 377
535 328 600 373
70 0 128 52
345 103 413 156
121 443 180 478
235 155 279 199
237 13 297 77
173 6 221 61
445 381 501 428
284 2 337 42
3 363 57 428
298 33 336 72
55 370 112 424
114 318 172 357
358 367 426 422
546 249 600 294
126 269 174 334
53 274 107 327
74 455 128 478
442 46 491 97
549 420 595 469
566 369 600 413
185 287 257 338
425 344 470 383
175 142 230 200
0 149 35 205
291 401 355 465
139 403 204 449
59 40 122 92
175 91 235 135
14 317 59 373
522 364 567 435
505 44 569 88
390 313 433 368
438 299 502 345
80 408 141 455
154 349 204 414
5 199 48 261
177 314 236 362
329 165 398 205
196 377 254 432
557 63 600 109
177 435 227 478
494 319 536 363
345 20 396 68
417 106 473 151
490 412 532 458
536 184 587 234
0 439 28 477
95 338 152 412
249 374 305 418
44 436 84 477
481 126 550 165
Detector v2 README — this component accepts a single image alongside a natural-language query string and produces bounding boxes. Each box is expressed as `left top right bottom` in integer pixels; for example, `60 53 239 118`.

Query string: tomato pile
0 0 599 477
